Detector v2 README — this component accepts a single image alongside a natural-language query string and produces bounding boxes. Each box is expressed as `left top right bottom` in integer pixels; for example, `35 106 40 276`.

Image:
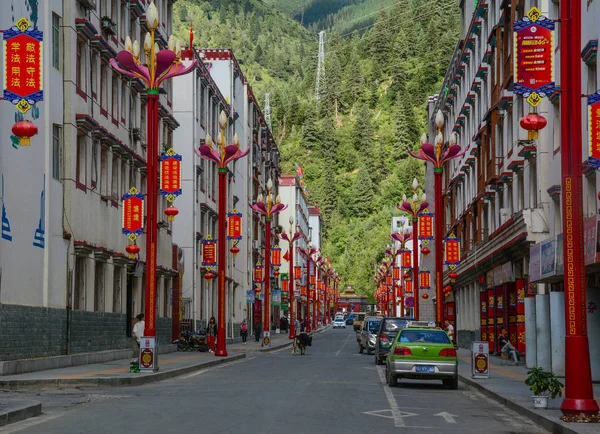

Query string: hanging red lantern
519 113 547 140
164 205 179 221
421 247 431 255
204 270 215 281
274 269 280 277
126 244 140 259
403 272 411 279
449 271 459 280
12 120 38 146
230 246 240 255
422 293 429 300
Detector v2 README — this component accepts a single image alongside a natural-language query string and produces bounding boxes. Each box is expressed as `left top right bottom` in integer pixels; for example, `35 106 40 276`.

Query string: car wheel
386 365 397 387
376 356 384 365
443 376 459 389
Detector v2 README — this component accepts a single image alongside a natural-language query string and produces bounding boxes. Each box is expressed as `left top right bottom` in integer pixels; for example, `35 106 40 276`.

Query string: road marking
362 409 418 420
434 411 458 423
177 357 255 379
376 365 409 427
335 333 353 357
0 412 64 433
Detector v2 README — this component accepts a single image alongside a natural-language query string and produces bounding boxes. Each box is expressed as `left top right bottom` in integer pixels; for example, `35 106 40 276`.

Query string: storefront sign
529 243 541 282
513 7 555 107
159 149 182 198
122 187 144 237
227 210 242 240
540 237 556 279
588 92 600 168
2 18 43 113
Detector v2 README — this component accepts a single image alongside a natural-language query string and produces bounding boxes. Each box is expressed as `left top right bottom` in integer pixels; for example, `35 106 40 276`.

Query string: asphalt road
1 327 548 434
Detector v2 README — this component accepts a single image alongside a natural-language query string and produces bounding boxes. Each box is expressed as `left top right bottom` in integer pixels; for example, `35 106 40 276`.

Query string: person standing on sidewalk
240 319 248 344
254 321 262 342
133 314 145 349
444 320 454 342
206 317 217 353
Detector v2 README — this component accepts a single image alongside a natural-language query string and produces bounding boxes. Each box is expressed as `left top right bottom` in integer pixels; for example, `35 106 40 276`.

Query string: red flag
283 250 290 262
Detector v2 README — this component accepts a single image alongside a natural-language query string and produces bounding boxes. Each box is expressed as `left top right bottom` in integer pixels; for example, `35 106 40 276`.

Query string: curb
458 374 579 434
0 354 246 391
0 400 42 427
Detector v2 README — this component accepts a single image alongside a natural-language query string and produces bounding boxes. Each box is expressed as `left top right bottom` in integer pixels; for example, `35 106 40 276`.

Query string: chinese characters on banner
418 211 433 240
419 270 431 290
393 266 400 280
513 7 555 107
588 92 600 168
201 237 217 267
271 246 281 266
227 211 242 239
159 149 182 198
2 18 43 114
405 280 413 294
401 251 411 268
444 233 461 265
253 263 264 283
294 266 302 280
122 187 145 237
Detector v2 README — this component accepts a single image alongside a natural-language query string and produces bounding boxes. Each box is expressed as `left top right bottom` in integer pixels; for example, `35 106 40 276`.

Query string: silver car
333 317 346 328
358 317 381 355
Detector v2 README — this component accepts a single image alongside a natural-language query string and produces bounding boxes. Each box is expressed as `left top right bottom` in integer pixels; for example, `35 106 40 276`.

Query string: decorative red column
215 168 228 356
288 243 295 339
434 169 443 325
306 257 311 332
263 217 272 338
559 0 599 415
412 218 420 320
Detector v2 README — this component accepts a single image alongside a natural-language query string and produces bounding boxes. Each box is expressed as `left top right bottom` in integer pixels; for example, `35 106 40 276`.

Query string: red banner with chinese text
393 266 400 280
588 93 600 166
271 248 281 266
405 280 413 294
202 240 216 266
122 192 144 236
294 266 302 280
253 265 263 283
402 251 411 268
227 213 242 239
418 212 433 240
159 153 182 196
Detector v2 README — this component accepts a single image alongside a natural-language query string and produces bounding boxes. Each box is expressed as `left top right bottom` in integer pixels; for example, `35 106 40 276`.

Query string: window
52 124 62 181
52 13 60 70
76 39 86 90
120 1 127 40
112 154 119 199
122 160 128 194
100 62 108 109
94 261 105 312
587 63 597 95
112 75 119 118
100 146 109 195
113 266 122 313
91 54 98 98
76 133 87 185
587 173 597 215
199 159 205 191
74 256 86 310
91 141 98 188
121 79 127 122
163 278 170 317
530 160 538 208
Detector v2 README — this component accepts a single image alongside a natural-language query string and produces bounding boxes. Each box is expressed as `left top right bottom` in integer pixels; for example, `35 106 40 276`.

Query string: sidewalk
457 348 600 434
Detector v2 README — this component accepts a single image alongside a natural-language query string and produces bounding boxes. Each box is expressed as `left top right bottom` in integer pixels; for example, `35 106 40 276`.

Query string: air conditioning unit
77 0 96 10
499 208 511 225
132 127 141 141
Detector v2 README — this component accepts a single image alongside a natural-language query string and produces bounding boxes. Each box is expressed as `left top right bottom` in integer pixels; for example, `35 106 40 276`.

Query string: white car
333 318 346 328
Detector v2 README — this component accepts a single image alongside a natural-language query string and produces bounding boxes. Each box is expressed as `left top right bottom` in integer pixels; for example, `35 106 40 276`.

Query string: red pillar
144 91 159 337
412 217 420 320
215 168 228 356
288 244 295 339
559 0 599 414
171 245 181 342
434 169 444 325
305 257 311 332
263 217 272 338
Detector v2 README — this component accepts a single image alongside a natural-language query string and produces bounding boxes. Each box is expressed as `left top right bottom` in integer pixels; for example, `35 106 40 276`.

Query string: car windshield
382 319 409 333
398 330 451 344
368 321 381 332
335 319 344 322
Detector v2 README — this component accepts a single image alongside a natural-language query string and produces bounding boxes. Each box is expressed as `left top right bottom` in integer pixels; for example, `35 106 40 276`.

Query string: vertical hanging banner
201 236 217 267
253 262 264 283
294 266 302 280
2 17 43 114
418 211 434 240
444 233 461 266
122 187 145 238
419 269 431 290
588 92 600 168
159 148 182 199
227 210 242 240
401 250 411 268
271 246 282 267
513 7 555 107
393 266 400 281
405 280 413 294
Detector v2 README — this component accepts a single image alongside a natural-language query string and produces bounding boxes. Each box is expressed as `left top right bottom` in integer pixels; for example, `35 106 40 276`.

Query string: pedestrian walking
241 319 248 344
444 320 454 342
132 314 145 348
206 316 217 353
254 321 262 342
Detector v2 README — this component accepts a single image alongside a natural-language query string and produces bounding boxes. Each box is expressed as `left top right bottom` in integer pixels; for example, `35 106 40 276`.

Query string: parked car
385 326 458 389
358 316 382 355
345 313 357 325
353 312 368 332
333 317 346 328
374 316 416 365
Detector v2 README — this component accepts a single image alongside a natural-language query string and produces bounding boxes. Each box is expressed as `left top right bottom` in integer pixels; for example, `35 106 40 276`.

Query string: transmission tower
315 31 326 106
264 93 272 130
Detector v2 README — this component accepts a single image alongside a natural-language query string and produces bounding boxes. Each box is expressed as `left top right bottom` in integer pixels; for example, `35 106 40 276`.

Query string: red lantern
274 270 280 277
403 272 411 279
126 244 140 259
422 293 429 300
519 113 547 140
12 120 38 146
164 205 179 221
204 270 215 281
421 247 431 255
230 246 240 255
449 271 459 280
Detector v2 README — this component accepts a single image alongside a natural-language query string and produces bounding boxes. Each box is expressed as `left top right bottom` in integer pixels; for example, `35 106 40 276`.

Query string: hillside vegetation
175 0 460 298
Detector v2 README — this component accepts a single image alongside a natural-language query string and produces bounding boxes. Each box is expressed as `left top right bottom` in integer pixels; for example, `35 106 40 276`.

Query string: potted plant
524 367 563 409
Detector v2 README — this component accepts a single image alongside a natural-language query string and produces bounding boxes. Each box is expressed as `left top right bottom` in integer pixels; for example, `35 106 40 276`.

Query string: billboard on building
529 243 541 282
540 237 556 279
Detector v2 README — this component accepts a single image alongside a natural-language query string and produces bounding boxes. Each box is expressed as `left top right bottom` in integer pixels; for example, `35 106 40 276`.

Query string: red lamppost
196 122 249 356
110 2 197 344
280 216 302 339
251 179 287 343
299 243 318 332
558 0 599 416
409 116 465 325
386 241 403 316
397 179 428 320
315 255 325 329
392 229 412 317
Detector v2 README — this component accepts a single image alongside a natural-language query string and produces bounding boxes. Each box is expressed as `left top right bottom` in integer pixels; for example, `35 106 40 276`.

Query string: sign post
139 336 159 372
472 341 490 379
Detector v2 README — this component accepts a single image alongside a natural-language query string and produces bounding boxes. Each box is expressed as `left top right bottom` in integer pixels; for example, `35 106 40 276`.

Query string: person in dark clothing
206 316 217 353
240 319 248 344
498 328 518 365
254 321 262 342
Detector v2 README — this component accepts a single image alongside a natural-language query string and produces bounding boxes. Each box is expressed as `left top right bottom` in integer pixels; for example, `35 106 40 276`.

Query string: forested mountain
174 0 460 297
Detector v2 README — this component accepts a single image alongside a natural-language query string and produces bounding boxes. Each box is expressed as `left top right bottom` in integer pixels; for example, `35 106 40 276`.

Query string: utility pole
264 93 272 131
315 31 325 106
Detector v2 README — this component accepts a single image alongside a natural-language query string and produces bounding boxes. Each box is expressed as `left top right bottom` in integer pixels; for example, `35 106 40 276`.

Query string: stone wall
0 303 173 361
457 329 479 350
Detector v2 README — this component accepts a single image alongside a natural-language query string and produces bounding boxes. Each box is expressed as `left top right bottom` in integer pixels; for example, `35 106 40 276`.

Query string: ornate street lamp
110 2 197 343
409 111 466 324
196 118 249 356
280 216 302 339
251 179 287 343
391 228 412 317
396 179 428 319
299 242 319 332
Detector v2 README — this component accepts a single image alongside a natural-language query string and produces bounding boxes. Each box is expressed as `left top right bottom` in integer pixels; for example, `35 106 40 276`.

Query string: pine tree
302 106 320 151
351 165 375 218
353 105 373 151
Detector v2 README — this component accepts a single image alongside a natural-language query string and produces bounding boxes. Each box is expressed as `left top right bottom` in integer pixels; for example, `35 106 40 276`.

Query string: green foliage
525 367 564 399
176 0 459 297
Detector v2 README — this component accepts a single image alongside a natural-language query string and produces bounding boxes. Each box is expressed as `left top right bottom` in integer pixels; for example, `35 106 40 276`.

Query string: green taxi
385 325 458 389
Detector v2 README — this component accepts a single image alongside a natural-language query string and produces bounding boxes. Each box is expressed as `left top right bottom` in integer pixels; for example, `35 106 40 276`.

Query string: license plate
416 365 435 373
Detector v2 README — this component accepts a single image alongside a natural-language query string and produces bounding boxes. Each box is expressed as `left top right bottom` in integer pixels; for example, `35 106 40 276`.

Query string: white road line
178 357 255 379
335 333 353 357
0 412 63 433
376 365 407 428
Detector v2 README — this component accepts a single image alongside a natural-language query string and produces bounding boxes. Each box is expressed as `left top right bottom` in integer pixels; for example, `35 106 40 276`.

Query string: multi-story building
426 0 600 377
173 48 281 338
0 0 180 361
279 174 310 321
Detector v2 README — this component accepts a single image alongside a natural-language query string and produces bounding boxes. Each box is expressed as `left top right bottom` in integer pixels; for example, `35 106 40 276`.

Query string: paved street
1 328 548 434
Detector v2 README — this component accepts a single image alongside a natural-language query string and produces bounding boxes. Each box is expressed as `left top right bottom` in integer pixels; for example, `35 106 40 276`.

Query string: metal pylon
316 31 325 106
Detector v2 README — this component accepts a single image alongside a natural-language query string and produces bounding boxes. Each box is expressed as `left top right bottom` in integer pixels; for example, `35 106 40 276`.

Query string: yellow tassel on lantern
528 130 538 140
